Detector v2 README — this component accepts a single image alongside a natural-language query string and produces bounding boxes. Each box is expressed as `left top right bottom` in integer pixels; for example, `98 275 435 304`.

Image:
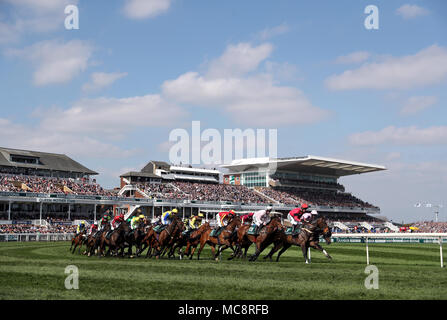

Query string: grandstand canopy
221 156 386 177
0 147 97 175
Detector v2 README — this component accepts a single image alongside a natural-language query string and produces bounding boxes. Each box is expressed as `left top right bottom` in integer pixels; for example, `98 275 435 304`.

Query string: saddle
182 229 192 238
210 227 224 238
247 224 258 236
153 224 167 234
285 226 301 237
106 230 114 239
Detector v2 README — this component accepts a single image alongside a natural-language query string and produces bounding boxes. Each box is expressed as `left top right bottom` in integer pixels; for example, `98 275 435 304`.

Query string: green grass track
0 241 446 300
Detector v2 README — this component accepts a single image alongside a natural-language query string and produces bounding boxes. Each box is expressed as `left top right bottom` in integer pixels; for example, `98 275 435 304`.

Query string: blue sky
0 0 446 222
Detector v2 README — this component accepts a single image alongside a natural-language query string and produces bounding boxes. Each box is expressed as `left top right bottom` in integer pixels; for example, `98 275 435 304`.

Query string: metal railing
0 233 75 242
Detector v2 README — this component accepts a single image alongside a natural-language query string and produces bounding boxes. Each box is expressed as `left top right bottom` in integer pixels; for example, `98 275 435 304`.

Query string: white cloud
396 4 429 19
258 23 289 40
349 126 447 146
123 0 171 19
326 45 447 90
39 94 186 138
7 39 94 86
335 51 371 64
162 42 329 126
400 96 438 115
0 0 77 44
0 118 137 159
82 72 128 92
206 42 273 78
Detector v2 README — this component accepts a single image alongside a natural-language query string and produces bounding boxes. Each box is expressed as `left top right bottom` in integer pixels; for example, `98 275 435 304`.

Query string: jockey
301 209 318 224
189 213 204 230
111 213 125 230
252 206 273 234
130 215 141 230
161 208 178 225
77 220 87 234
241 212 254 224
287 203 311 231
216 210 236 229
89 222 98 235
139 214 145 226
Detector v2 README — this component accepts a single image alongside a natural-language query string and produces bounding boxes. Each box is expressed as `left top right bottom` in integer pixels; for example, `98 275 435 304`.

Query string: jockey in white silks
252 206 273 233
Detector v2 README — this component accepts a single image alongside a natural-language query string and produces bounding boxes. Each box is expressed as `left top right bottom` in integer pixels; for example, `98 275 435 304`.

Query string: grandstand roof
221 156 386 177
120 171 162 179
0 147 97 175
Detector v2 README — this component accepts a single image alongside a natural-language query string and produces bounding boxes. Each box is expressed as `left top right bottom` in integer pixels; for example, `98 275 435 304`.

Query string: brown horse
264 217 332 263
181 222 211 259
196 215 241 261
246 215 284 262
70 232 86 254
98 222 130 257
151 216 184 259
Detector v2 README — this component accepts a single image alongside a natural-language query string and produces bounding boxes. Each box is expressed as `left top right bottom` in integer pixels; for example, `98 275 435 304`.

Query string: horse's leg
189 245 198 260
311 242 333 261
301 244 310 264
196 240 206 260
264 241 282 260
276 243 292 262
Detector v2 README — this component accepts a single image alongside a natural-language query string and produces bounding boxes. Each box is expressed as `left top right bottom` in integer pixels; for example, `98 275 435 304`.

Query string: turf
0 241 446 300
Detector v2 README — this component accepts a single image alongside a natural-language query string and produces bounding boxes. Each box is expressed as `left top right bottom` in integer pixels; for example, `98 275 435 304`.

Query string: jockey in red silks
89 222 98 235
217 210 236 228
241 212 254 224
111 213 125 230
288 203 310 232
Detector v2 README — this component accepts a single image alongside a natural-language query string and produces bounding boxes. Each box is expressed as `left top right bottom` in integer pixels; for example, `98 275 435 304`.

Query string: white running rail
331 233 447 268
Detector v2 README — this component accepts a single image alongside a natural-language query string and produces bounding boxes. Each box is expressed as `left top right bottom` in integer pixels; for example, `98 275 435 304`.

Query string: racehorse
264 216 332 264
196 215 241 261
125 220 148 257
151 216 184 259
179 222 211 259
70 232 87 254
98 222 130 257
246 215 284 262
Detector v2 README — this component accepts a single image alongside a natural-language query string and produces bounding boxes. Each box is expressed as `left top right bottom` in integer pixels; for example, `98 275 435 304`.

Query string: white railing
331 233 447 268
0 233 75 242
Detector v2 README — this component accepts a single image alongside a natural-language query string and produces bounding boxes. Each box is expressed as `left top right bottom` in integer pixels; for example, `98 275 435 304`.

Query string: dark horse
70 232 87 254
98 222 131 257
151 216 184 259
264 217 332 264
196 215 241 261
241 215 284 262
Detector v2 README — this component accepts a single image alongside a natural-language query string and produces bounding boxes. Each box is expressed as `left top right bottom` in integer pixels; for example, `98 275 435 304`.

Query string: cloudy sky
0 0 446 222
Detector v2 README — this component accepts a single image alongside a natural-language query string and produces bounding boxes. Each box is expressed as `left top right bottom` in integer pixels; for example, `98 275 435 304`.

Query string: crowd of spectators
270 176 345 191
257 187 378 209
0 173 113 196
136 182 268 204
0 223 76 234
410 221 447 233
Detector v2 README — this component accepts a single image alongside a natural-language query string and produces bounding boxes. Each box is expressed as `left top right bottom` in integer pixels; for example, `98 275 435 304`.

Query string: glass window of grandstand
242 172 267 188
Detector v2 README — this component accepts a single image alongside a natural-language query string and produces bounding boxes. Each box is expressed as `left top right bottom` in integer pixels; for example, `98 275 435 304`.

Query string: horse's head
228 215 242 227
315 217 332 244
266 215 283 233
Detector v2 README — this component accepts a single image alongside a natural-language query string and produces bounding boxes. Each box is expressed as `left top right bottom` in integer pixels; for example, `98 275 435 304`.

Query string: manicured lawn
0 241 446 299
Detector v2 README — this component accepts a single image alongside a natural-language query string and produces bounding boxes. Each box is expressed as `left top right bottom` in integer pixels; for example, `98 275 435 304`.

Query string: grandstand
0 147 407 233
221 156 385 214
